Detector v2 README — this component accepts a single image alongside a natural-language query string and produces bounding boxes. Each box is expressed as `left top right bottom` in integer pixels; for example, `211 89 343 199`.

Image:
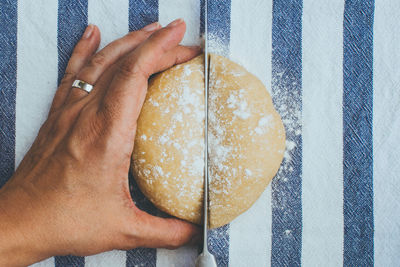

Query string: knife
195 1 218 266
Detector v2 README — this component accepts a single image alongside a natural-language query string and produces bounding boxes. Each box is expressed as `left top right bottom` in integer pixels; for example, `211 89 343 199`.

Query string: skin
0 19 202 266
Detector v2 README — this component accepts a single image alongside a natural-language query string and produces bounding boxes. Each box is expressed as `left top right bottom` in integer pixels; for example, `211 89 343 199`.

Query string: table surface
0 0 399 266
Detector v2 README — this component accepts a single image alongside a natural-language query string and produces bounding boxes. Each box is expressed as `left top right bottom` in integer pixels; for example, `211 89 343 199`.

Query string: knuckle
111 38 125 49
88 51 108 69
71 48 87 60
63 134 82 161
60 72 75 86
127 30 146 39
159 42 170 55
131 30 152 42
118 59 148 81
118 60 138 78
167 224 185 249
166 240 181 250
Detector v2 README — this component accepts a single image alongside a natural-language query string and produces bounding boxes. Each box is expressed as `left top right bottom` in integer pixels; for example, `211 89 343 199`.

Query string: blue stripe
201 0 231 266
0 1 17 188
207 224 229 267
126 247 156 267
57 0 88 86
343 1 374 266
271 0 303 266
127 1 158 266
207 0 231 53
201 0 231 57
129 0 158 32
55 0 88 265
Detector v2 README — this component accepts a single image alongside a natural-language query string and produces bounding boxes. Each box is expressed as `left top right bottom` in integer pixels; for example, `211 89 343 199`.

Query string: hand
0 19 201 266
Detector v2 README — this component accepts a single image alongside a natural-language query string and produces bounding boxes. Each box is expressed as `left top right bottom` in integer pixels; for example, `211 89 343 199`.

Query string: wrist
0 184 54 266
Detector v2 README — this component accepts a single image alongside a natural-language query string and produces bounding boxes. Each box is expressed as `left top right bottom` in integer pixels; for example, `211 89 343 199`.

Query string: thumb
133 209 201 249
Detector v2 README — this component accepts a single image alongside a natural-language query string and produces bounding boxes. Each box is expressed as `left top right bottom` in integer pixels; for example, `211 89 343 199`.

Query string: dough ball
132 56 205 224
131 54 285 228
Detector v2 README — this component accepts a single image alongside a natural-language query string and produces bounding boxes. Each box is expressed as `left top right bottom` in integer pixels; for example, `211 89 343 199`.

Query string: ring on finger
72 79 94 93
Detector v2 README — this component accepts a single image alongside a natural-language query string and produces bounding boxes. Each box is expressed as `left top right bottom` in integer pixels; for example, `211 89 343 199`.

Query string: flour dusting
135 59 205 209
227 90 251 119
133 54 287 227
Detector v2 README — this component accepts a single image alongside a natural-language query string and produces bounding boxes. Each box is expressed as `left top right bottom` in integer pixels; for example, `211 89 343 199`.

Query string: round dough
131 54 285 228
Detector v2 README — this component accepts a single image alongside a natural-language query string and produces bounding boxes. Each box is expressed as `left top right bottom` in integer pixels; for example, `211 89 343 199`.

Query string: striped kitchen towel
0 0 399 266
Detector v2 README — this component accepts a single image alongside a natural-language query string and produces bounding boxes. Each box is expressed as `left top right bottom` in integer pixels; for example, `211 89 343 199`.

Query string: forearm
0 186 51 266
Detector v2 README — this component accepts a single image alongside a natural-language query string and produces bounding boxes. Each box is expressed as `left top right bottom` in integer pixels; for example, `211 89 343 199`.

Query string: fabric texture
0 0 399 266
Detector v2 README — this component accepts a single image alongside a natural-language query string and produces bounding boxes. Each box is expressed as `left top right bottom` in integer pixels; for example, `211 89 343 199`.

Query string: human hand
0 19 201 266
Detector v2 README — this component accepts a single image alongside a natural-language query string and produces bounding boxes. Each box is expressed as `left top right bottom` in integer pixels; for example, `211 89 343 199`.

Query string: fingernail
83 24 94 39
167 18 184 28
142 21 161 32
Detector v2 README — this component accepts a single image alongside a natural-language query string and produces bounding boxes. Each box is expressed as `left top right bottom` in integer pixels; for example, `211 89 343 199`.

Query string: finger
134 209 201 249
149 44 202 75
49 24 100 114
100 19 194 123
65 21 162 105
122 18 188 78
93 44 201 102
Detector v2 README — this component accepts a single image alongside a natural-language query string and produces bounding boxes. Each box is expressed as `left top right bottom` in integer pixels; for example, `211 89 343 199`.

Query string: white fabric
373 1 400 266
302 0 344 265
229 0 273 266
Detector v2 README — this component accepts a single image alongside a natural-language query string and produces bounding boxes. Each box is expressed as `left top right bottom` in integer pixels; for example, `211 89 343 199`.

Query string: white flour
135 45 283 208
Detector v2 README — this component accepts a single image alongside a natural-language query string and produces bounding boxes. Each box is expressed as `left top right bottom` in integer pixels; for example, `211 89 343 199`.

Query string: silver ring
72 79 93 93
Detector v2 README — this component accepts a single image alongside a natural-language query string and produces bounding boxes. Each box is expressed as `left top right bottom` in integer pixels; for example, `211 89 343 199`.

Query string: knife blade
195 1 217 266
